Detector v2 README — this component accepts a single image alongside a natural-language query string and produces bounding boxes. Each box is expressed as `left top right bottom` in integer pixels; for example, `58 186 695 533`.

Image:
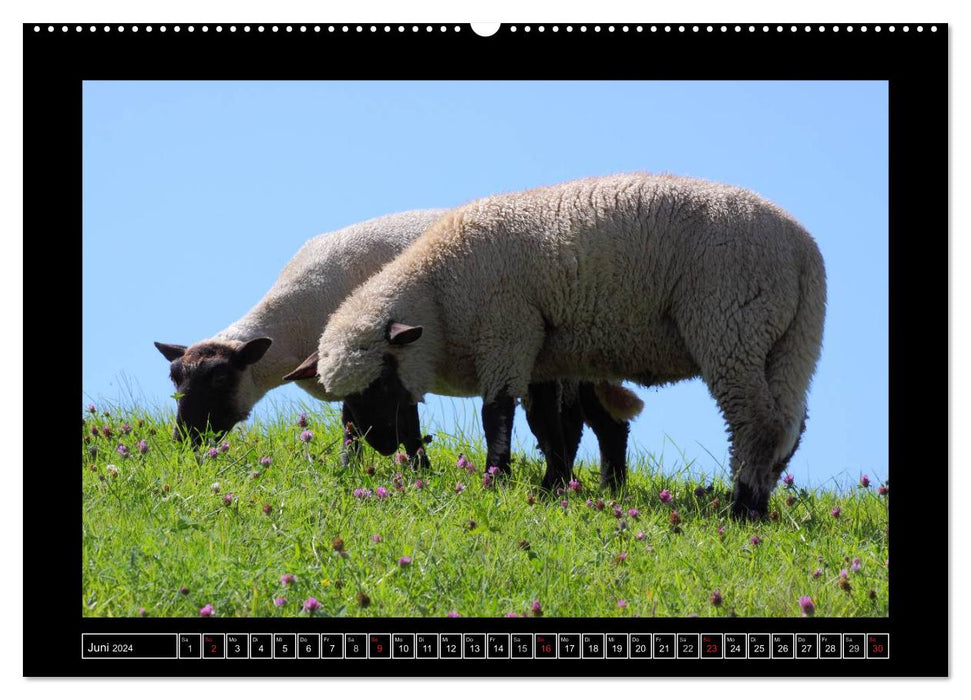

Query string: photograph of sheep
82 80 889 618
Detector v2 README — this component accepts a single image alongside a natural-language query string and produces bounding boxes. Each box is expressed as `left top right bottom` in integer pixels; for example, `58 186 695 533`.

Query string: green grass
81 404 888 619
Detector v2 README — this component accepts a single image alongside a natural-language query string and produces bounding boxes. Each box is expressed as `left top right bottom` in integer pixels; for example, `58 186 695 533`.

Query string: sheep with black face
155 209 447 464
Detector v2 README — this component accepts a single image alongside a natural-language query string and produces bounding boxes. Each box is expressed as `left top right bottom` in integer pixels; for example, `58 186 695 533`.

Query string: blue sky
82 80 888 489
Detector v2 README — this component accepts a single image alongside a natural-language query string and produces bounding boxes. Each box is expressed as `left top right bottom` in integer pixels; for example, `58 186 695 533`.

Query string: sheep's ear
283 351 319 381
154 342 187 362
387 322 423 346
236 337 273 366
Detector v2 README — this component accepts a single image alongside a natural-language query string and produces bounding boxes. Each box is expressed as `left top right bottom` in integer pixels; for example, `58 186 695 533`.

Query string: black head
343 354 422 456
154 337 272 446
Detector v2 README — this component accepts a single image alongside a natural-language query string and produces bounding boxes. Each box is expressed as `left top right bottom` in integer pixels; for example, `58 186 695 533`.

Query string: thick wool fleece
202 209 448 416
316 174 826 504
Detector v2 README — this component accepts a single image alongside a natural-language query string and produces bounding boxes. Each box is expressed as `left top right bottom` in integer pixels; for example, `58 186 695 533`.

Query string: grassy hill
81 405 888 618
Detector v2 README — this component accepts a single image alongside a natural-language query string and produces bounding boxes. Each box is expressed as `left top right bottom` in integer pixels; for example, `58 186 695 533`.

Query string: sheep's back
252 209 447 324
419 174 816 382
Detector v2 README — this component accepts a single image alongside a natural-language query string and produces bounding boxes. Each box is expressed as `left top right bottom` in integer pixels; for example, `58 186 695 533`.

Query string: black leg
524 383 554 457
400 403 430 470
560 387 584 471
734 412 806 520
482 392 516 476
340 402 363 467
578 382 630 492
525 382 572 491
731 476 769 520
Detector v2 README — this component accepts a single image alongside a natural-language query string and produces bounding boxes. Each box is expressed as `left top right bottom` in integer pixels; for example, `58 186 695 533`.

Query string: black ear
387 322 423 346
283 351 319 381
155 342 187 362
236 337 273 366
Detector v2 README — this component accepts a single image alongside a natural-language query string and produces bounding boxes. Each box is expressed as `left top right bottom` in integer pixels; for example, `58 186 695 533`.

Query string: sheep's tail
593 381 644 422
765 238 827 466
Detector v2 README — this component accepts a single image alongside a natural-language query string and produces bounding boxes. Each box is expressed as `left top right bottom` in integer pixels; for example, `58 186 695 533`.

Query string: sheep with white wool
155 208 639 480
301 174 826 515
154 209 448 463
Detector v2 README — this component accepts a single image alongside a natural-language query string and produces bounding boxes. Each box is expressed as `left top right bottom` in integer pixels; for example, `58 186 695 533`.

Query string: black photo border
23 21 947 677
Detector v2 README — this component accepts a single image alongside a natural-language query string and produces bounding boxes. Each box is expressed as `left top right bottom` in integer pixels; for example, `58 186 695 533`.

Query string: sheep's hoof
730 504 766 522
600 472 626 494
731 481 769 520
539 473 570 493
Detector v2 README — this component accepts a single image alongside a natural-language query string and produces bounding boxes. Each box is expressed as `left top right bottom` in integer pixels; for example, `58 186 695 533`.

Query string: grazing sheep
154 209 447 464
302 174 826 515
155 208 639 482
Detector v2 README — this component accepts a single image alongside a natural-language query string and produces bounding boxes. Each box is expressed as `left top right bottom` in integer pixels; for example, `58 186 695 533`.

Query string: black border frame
23 22 947 677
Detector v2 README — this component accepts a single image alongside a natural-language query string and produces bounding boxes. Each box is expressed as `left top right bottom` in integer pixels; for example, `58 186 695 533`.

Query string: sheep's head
154 337 272 446
284 321 422 456
343 354 421 455
288 314 423 398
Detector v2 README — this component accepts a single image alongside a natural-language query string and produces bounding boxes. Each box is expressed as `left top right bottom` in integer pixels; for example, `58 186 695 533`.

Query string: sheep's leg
759 410 806 496
706 365 790 520
725 301 817 517
524 384 553 454
676 287 803 518
340 403 363 468
481 393 516 476
578 382 630 492
525 382 574 490
401 403 431 470
560 389 584 472
476 305 545 480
